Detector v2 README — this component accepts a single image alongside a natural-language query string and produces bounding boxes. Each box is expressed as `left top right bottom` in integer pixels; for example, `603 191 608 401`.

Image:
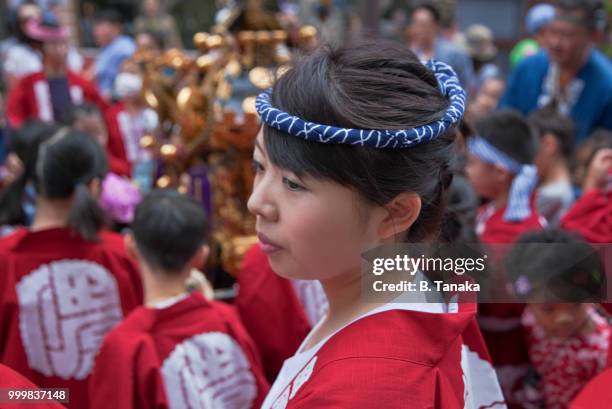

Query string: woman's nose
247 178 279 222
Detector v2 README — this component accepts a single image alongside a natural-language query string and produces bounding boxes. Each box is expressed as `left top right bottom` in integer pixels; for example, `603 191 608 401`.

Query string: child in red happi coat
0 129 143 409
89 190 269 409
465 109 545 400
505 228 611 409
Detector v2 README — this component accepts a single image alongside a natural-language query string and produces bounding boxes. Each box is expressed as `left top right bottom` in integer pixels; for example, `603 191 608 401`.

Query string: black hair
60 103 103 126
93 8 124 25
528 105 575 159
472 109 539 165
35 128 108 241
263 39 456 242
132 189 209 272
505 228 606 302
0 120 59 226
409 2 442 24
555 0 606 30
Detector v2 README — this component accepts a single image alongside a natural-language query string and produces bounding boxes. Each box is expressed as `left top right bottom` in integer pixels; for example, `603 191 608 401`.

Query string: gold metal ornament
248 66 274 89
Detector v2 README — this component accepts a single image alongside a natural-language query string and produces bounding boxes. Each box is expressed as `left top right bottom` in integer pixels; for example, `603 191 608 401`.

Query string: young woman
249 39 505 408
0 128 142 409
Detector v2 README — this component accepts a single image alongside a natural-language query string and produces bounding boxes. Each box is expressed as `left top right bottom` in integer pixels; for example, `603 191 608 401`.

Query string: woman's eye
252 159 264 173
283 177 305 192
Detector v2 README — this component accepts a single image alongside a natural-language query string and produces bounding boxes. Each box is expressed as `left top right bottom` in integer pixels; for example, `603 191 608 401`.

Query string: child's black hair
35 128 108 241
0 120 59 226
505 228 606 302
473 109 539 165
60 103 103 126
528 105 575 160
132 189 209 273
263 39 456 242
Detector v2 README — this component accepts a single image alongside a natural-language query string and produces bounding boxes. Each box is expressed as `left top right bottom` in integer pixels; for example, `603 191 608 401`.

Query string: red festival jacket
0 227 143 409
89 292 269 409
0 363 67 409
265 303 506 409
6 71 108 129
562 188 612 244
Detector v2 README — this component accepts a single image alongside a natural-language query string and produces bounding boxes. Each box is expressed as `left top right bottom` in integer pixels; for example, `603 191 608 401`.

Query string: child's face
248 132 386 282
529 303 590 339
465 152 509 199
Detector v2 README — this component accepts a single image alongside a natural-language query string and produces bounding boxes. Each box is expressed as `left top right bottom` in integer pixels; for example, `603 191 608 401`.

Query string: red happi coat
570 368 612 409
235 244 328 382
6 71 108 129
476 202 545 246
89 292 270 409
561 189 612 317
0 227 143 409
561 188 612 244
0 364 67 409
103 103 136 177
475 202 545 402
263 303 506 409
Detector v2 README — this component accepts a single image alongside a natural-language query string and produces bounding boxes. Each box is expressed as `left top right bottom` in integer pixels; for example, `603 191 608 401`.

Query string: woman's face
248 131 386 281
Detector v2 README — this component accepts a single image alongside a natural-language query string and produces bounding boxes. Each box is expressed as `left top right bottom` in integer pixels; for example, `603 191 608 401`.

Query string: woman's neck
320 268 365 318
301 264 399 351
30 197 71 231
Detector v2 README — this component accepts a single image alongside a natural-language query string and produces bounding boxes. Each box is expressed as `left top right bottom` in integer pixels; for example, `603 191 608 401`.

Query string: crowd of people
0 0 611 409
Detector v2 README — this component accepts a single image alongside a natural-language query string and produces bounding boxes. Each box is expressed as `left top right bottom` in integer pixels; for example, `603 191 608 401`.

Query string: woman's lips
257 232 283 254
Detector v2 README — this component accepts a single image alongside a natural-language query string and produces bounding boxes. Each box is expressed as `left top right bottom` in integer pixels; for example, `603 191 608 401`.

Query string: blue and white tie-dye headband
255 60 466 148
467 136 539 222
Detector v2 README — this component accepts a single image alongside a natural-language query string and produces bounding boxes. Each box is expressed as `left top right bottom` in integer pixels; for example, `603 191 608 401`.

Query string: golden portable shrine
129 3 318 294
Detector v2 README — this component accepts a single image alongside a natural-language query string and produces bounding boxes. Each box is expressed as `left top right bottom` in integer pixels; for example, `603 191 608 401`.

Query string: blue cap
526 4 555 35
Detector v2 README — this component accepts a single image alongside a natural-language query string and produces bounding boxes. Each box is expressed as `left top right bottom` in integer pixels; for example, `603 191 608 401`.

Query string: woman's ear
189 244 210 270
378 192 422 240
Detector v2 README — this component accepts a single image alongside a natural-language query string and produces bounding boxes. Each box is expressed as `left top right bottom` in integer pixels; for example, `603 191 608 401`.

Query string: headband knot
255 60 466 149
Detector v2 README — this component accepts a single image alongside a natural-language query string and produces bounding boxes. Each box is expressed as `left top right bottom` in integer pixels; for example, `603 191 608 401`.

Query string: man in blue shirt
500 0 612 144
91 9 136 99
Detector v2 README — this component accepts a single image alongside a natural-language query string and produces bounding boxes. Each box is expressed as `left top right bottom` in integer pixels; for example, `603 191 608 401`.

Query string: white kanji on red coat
16 259 124 380
161 332 258 409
